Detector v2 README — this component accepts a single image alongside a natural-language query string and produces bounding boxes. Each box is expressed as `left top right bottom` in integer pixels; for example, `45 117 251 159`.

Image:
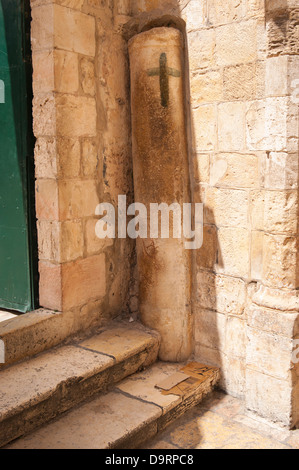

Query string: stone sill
0 309 74 369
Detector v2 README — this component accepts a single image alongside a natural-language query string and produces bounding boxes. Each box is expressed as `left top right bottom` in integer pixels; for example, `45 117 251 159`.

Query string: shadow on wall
124 0 222 376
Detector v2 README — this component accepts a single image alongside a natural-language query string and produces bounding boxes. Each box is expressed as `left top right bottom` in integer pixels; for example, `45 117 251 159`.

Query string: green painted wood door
0 1 37 313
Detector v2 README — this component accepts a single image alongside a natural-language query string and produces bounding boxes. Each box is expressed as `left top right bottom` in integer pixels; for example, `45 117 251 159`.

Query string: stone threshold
5 362 220 449
0 320 160 447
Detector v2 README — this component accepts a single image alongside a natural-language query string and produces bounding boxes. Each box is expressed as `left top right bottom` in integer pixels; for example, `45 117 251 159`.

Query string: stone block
262 233 298 289
80 57 95 96
205 187 249 228
54 5 96 56
197 271 246 315
260 152 298 190
61 254 106 310
245 368 293 427
34 138 57 179
54 50 79 94
39 261 62 311
215 20 257 67
32 51 55 94
82 139 98 176
193 153 210 184
266 56 288 97
58 179 100 220
188 29 216 72
196 225 217 270
85 218 113 255
57 138 81 178
31 4 54 52
210 153 259 188
247 304 299 337
216 227 250 278
190 71 222 106
223 62 264 101
207 0 246 25
56 94 97 137
193 105 217 151
195 309 227 352
35 179 59 221
33 94 56 137
218 102 245 151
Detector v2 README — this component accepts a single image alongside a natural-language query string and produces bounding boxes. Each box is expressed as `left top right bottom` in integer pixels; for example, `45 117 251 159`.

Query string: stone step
4 362 220 449
0 320 160 448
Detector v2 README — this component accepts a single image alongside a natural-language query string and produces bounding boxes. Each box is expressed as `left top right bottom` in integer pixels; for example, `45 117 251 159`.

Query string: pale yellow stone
205 187 249 228
221 356 246 398
85 218 113 255
218 102 245 151
197 271 246 315
193 105 217 151
246 369 293 427
216 227 250 278
33 94 56 137
250 190 298 233
207 0 246 25
194 154 210 184
57 138 81 178
195 310 226 352
190 70 222 106
32 50 55 94
56 95 97 137
54 50 79 94
210 153 259 188
262 233 298 289
37 220 60 261
58 179 99 220
223 62 264 101
251 231 264 280
188 29 216 72
60 220 84 262
266 56 288 97
54 5 95 56
247 305 299 338
215 21 257 67
80 57 95 96
226 317 246 360
35 138 57 178
260 152 298 190
31 4 54 51
81 139 98 177
80 326 159 363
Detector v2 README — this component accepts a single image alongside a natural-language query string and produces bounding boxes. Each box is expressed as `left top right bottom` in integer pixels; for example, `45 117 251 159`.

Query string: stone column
129 27 193 362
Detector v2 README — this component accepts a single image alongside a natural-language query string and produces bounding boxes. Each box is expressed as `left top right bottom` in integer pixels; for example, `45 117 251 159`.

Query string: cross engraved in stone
147 53 181 108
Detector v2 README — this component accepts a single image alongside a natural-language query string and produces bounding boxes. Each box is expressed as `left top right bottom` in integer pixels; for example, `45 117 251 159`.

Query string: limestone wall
31 0 135 332
129 0 299 428
30 0 299 428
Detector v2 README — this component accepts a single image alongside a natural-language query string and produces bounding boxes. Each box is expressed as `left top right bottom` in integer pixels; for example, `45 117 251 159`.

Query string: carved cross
147 53 181 108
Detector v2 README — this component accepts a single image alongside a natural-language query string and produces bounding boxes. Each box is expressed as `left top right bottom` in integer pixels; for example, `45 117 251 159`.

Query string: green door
0 1 37 313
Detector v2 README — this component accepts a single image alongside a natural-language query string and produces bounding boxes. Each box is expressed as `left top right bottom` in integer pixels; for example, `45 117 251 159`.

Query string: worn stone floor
143 390 299 450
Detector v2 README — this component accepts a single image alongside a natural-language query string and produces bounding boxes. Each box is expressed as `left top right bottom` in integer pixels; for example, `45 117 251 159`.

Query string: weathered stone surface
215 20 257 67
190 71 222 106
210 153 259 188
80 57 95 95
56 95 97 137
5 361 219 449
54 5 96 56
260 152 298 190
262 233 298 289
58 180 99 219
223 62 264 101
205 187 249 228
61 254 106 310
197 272 246 315
218 102 245 151
216 227 250 278
193 105 217 151
35 179 59 221
188 29 216 72
245 369 294 427
0 321 161 447
194 310 226 352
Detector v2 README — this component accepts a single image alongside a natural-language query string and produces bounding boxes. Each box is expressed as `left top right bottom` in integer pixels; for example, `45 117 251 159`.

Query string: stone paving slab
79 325 159 362
6 392 161 449
144 391 299 450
